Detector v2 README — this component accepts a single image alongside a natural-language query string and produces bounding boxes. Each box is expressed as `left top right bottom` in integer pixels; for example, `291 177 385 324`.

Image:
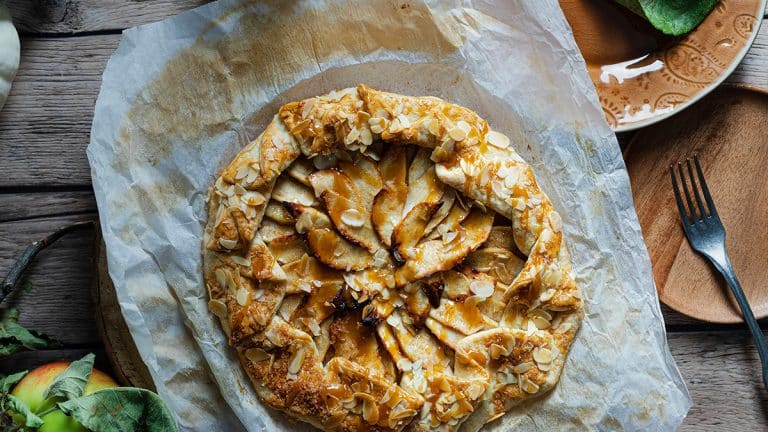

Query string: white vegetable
0 3 20 111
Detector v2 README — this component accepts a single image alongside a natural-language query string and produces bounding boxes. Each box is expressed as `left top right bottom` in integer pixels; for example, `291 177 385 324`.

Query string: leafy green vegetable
0 308 61 358
43 353 95 401
6 395 43 428
614 0 718 36
0 371 27 393
58 388 178 432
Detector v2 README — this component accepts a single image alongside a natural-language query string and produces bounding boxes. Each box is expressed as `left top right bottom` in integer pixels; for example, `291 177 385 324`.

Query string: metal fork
670 155 768 389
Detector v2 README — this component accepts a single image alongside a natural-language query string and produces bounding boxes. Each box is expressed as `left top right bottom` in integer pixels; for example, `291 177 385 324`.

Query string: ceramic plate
625 85 768 323
560 0 766 131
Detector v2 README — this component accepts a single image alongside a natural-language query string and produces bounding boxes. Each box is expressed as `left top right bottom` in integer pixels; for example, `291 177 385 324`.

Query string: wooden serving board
624 85 768 323
92 227 155 390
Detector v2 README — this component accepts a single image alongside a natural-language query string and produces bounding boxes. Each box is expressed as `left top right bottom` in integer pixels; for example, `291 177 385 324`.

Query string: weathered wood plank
6 0 210 34
1 21 768 187
0 347 110 375
5 1 767 35
0 214 99 346
672 331 768 431
0 190 96 223
0 34 119 187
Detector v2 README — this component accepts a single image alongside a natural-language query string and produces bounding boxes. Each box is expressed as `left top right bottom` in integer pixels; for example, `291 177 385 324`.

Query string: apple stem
35 406 57 418
0 220 94 305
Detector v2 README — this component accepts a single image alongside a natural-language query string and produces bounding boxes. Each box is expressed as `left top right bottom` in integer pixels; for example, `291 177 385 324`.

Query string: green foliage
0 308 61 358
7 395 43 428
614 0 719 35
43 353 95 401
59 388 178 432
2 353 178 431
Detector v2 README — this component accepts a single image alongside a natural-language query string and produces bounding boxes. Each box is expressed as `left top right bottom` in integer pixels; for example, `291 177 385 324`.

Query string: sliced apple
257 219 297 243
429 297 497 336
264 201 295 225
282 254 343 295
291 281 341 325
284 203 332 233
266 234 307 264
286 158 315 187
425 202 470 241
424 317 465 351
432 270 472 300
464 247 525 285
484 226 519 252
271 176 319 207
321 190 382 253
329 313 396 381
307 169 357 200
314 318 333 360
371 147 407 247
402 149 445 217
386 311 451 371
392 201 440 261
306 227 373 271
394 209 494 286
423 189 456 238
403 283 431 325
338 154 383 212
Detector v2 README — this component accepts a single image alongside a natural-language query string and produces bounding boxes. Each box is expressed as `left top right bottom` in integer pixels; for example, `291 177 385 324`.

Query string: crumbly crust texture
203 85 583 431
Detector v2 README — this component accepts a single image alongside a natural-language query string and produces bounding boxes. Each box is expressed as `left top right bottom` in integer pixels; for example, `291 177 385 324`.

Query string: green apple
11 361 118 431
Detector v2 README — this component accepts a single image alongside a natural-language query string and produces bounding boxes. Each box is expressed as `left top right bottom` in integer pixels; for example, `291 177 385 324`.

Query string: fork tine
677 161 698 221
693 155 717 217
670 164 691 224
686 157 708 218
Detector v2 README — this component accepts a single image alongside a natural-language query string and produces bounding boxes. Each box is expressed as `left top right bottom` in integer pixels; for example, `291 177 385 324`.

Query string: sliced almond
533 347 553 364
469 279 494 299
485 130 510 148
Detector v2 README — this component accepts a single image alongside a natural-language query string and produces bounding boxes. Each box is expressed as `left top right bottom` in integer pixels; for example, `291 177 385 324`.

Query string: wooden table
0 2 767 430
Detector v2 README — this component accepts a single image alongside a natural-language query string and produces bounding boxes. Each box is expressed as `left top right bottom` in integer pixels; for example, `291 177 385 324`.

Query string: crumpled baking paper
88 0 692 430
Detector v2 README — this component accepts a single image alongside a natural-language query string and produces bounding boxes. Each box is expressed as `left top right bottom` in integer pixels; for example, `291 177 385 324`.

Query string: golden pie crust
203 85 583 431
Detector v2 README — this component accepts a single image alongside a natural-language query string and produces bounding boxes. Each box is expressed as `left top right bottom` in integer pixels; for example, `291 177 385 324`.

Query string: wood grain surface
626 86 768 323
1 1 768 430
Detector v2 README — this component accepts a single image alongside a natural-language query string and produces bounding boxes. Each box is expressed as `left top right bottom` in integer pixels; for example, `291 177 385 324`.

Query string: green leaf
614 0 718 36
43 353 95 401
7 394 43 428
0 308 61 358
0 370 27 393
58 388 178 432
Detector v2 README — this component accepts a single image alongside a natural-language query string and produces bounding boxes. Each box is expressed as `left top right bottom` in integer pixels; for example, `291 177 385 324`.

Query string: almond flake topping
208 299 227 318
485 130 510 148
469 280 494 298
206 86 583 431
533 347 553 364
235 286 250 306
219 238 238 250
288 347 307 375
340 209 365 227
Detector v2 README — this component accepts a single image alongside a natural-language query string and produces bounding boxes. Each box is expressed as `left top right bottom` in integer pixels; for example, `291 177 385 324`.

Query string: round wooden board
625 84 768 323
91 227 156 390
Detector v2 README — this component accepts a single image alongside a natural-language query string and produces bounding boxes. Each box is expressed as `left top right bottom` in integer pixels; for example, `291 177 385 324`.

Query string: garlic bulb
0 4 20 111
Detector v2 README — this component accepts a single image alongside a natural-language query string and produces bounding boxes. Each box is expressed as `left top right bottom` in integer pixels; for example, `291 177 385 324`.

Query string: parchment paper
88 0 692 430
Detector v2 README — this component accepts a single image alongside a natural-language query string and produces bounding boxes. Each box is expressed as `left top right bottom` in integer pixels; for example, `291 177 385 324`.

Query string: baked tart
203 85 583 431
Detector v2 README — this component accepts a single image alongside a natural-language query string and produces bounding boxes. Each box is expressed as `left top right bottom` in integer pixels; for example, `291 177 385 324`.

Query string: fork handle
712 256 768 389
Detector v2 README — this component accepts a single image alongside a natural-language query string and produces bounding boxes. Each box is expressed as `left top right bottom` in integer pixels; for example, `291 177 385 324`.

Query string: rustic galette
203 85 583 431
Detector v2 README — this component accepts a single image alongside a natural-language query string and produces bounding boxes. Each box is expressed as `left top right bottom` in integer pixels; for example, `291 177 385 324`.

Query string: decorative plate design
560 0 766 131
203 85 583 431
